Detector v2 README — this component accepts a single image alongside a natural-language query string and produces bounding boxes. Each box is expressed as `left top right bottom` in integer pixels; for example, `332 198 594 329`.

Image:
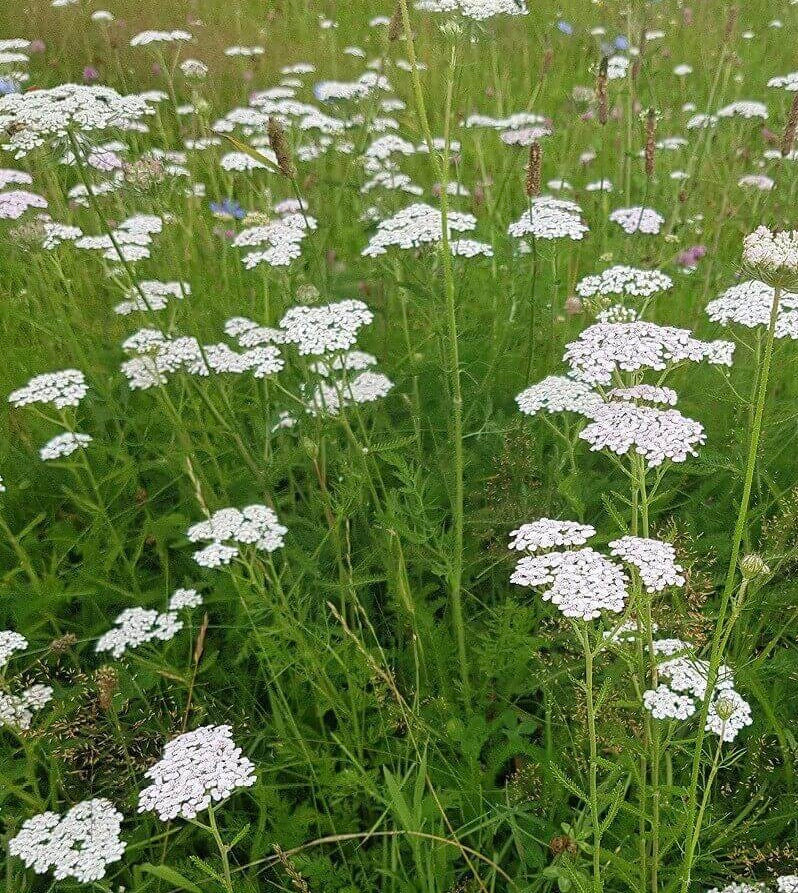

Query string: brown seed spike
597 57 609 126
782 94 798 158
388 2 404 42
645 108 656 178
525 142 541 198
267 116 295 179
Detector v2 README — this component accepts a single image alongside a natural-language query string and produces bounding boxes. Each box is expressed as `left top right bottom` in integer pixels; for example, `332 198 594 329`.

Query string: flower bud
740 553 769 579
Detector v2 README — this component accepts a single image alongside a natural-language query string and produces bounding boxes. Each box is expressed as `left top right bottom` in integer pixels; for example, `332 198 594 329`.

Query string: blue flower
0 78 21 95
614 35 630 50
557 20 574 35
210 198 245 221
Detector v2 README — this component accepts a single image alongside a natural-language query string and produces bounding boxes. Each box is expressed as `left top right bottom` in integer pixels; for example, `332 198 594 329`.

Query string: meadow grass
0 1 797 891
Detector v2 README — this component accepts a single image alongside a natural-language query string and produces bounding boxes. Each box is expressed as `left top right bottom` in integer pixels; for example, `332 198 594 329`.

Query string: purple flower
677 245 707 269
0 78 20 95
614 35 630 50
83 66 100 83
557 20 574 35
29 39 45 53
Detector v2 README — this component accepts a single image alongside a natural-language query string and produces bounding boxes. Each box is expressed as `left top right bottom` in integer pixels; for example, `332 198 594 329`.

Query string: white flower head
9 798 125 883
138 725 256 821
279 299 374 355
743 226 798 285
511 548 629 619
9 369 87 409
0 629 28 668
515 375 603 418
39 432 92 461
509 518 596 553
609 536 685 591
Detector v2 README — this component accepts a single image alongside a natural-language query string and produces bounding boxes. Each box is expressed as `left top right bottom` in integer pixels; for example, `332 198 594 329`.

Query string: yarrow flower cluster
363 203 477 257
742 226 798 284
511 547 629 620
39 432 92 460
137 724 256 821
187 505 287 567
234 207 317 269
120 326 284 390
9 799 126 883
508 197 588 241
575 266 673 300
580 402 706 466
608 536 685 591
0 629 28 667
0 188 47 219
641 638 753 740
415 0 528 20
508 519 596 552
515 375 603 417
114 280 188 315
706 280 798 339
563 322 734 385
0 84 154 157
279 299 374 355
307 370 394 415
96 588 202 658
609 206 664 235
9 369 87 409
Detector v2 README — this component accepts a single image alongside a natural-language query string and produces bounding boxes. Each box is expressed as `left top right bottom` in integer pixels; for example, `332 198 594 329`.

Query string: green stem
579 624 602 893
397 1 469 703
206 805 234 893
680 284 782 893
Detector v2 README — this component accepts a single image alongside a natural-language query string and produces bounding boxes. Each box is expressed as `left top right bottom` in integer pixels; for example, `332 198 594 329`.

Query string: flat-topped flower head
415 0 528 19
279 299 374 355
511 547 629 619
39 432 92 460
643 684 697 720
0 188 47 219
508 197 588 241
509 519 596 553
307 371 394 415
609 536 685 591
607 385 678 406
743 226 798 287
9 798 125 883
0 629 28 667
777 877 798 893
706 689 753 742
580 403 706 467
0 84 154 157
187 505 287 567
114 280 188 315
362 202 477 256
515 375 603 418
707 280 798 339
609 206 664 235
9 369 87 409
563 321 734 385
96 607 182 658
138 724 256 821
1 685 54 730
130 29 192 47
576 266 673 301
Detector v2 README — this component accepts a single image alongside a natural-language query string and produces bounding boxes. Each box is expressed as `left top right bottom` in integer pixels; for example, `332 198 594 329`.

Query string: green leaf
140 863 203 893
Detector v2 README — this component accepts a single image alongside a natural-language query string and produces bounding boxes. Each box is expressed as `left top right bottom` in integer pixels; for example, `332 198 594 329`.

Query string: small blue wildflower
614 35 630 50
210 198 245 221
0 78 21 95
557 21 574 35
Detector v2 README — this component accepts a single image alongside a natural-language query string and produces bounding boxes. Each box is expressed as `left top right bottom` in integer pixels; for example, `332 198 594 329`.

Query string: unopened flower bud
740 553 769 579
